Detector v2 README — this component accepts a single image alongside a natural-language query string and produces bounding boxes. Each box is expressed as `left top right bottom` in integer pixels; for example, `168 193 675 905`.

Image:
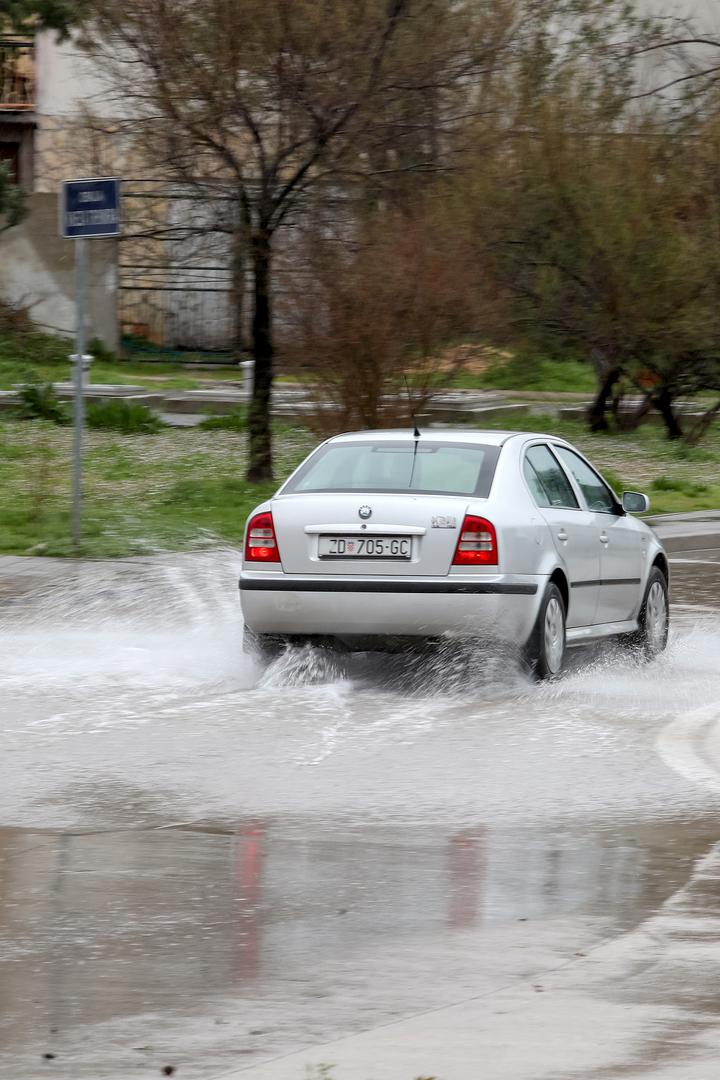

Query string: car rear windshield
283 440 500 498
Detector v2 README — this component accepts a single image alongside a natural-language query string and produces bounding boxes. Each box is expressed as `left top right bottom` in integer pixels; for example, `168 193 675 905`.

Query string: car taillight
452 515 498 566
245 511 281 563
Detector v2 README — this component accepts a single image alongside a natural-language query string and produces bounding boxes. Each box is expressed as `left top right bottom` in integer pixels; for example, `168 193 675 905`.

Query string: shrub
286 206 477 433
0 299 32 335
85 398 164 434
652 474 708 495
0 330 72 366
198 410 246 432
88 337 117 364
652 475 682 492
478 350 595 393
15 381 69 424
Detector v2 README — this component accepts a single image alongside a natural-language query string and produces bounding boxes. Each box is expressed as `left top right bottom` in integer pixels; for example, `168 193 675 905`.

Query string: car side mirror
622 491 650 514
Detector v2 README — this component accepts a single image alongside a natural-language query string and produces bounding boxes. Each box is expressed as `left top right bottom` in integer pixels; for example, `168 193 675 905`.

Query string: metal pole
72 236 87 549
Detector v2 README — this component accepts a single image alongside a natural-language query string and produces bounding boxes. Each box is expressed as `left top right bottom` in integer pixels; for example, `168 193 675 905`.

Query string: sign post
60 177 121 548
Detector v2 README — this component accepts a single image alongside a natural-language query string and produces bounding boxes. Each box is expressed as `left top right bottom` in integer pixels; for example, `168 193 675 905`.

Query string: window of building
0 141 19 182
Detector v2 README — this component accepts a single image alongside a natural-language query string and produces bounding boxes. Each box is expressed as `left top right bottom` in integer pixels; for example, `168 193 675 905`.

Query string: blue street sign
61 177 121 239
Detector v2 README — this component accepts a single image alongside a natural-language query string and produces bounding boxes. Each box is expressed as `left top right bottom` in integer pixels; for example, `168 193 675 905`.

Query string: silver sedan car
240 430 669 677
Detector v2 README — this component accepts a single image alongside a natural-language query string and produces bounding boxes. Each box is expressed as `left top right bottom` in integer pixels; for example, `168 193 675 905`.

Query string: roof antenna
402 374 421 439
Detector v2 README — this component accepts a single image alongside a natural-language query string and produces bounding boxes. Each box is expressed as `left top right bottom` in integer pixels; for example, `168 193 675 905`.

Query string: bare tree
85 0 517 480
627 13 720 104
286 201 478 432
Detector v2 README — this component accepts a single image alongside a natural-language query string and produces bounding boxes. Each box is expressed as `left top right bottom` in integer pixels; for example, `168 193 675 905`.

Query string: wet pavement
2 547 720 1078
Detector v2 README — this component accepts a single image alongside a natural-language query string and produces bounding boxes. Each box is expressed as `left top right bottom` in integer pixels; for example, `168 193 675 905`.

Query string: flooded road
2 548 720 1078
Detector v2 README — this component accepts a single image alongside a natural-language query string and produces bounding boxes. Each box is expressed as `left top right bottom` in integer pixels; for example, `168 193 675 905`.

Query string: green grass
651 474 709 496
198 410 246 432
473 413 720 515
0 330 599 397
0 321 716 557
0 331 246 393
0 391 719 557
0 329 599 399
0 419 315 557
443 352 596 393
86 399 165 434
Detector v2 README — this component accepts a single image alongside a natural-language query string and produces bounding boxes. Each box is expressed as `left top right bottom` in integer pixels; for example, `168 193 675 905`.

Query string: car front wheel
527 583 566 680
627 567 669 658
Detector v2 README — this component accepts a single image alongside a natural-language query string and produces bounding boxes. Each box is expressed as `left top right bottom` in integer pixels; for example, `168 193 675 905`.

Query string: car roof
328 429 559 447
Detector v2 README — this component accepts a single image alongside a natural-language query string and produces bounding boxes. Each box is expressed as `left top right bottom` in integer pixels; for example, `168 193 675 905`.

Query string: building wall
0 36 121 347
33 32 120 194
25 35 239 351
0 192 119 347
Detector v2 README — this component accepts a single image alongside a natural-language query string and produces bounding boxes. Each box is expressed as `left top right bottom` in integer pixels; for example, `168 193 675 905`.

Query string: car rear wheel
526 583 566 680
624 567 669 658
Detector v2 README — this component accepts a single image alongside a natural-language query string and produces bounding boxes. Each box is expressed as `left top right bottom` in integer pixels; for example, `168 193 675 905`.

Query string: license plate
319 536 412 559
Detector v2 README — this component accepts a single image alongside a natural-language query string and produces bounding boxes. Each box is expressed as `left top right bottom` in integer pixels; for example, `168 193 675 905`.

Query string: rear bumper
239 572 544 643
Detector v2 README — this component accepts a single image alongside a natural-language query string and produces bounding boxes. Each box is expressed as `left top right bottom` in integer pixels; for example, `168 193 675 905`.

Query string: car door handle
599 533 609 545
557 530 568 542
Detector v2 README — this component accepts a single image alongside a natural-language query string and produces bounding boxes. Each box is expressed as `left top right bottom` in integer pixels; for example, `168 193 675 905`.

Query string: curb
648 514 720 554
658 532 720 554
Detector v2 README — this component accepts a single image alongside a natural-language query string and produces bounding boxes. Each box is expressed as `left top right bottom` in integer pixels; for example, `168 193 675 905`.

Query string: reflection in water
448 830 483 928
0 816 717 1078
234 821 266 980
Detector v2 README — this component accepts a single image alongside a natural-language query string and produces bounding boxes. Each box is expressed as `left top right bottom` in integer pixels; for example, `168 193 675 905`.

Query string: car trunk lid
272 493 473 576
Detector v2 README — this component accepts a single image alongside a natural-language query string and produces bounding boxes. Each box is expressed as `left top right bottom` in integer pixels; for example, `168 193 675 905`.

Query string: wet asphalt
1 546 720 1078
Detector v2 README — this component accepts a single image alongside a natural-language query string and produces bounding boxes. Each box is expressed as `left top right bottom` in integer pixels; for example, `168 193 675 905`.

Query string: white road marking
656 700 720 793
669 557 720 566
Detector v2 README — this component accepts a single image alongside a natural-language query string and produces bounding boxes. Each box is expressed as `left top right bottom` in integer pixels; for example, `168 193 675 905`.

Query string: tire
526 583 566 680
626 567 669 658
242 627 286 663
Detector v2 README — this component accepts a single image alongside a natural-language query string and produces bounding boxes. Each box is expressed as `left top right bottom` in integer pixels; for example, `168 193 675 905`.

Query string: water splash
0 551 251 691
259 643 349 688
3 551 720 829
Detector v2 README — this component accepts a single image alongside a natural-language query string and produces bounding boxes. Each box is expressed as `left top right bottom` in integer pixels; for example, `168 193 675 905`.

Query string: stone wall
0 192 118 348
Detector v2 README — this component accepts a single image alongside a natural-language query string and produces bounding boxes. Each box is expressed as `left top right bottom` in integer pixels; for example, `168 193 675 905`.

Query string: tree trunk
685 398 720 445
615 392 652 433
654 387 683 441
231 229 246 358
247 229 274 482
587 366 621 432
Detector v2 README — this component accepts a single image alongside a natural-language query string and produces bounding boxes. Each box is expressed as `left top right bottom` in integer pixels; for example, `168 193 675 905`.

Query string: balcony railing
0 38 35 111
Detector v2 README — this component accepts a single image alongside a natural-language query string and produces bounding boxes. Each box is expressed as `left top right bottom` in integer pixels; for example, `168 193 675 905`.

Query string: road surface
1 543 720 1079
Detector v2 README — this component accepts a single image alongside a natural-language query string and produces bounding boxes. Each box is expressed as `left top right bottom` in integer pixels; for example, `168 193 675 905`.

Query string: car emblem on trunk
358 505 372 520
